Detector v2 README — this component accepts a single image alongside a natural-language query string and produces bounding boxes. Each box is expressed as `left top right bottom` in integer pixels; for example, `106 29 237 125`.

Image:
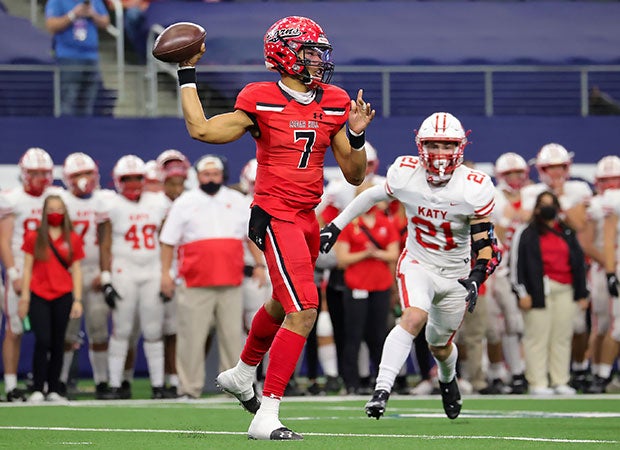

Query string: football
152 22 206 63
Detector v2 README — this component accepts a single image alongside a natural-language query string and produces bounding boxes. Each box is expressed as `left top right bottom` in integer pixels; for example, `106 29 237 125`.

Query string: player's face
423 141 458 155
69 170 96 195
540 163 568 189
299 46 330 83
501 169 528 191
596 176 620 193
164 175 186 200
27 169 52 190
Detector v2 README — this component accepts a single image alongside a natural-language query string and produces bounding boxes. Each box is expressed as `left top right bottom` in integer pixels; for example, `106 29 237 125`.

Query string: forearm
160 243 175 275
603 215 618 273
332 185 388 230
46 16 73 34
72 263 83 302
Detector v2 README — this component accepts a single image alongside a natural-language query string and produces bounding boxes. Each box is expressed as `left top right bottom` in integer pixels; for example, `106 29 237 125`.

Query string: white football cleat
247 414 303 440
28 391 45 403
215 368 260 414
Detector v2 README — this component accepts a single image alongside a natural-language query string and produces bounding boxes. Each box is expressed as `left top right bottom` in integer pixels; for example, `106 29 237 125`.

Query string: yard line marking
0 426 617 444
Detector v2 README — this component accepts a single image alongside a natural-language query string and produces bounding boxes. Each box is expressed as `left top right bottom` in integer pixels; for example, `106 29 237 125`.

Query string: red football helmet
415 112 468 184
264 16 334 86
594 155 620 193
63 152 99 197
113 155 146 201
494 152 529 192
19 147 54 196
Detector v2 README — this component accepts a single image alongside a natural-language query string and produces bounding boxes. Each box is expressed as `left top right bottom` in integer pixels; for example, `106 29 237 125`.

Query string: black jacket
510 222 589 308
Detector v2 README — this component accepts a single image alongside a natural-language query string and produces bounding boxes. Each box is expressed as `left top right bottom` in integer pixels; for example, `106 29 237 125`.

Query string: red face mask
47 213 64 227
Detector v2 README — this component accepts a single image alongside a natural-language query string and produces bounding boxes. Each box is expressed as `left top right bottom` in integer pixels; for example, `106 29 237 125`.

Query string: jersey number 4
124 224 157 250
412 217 457 251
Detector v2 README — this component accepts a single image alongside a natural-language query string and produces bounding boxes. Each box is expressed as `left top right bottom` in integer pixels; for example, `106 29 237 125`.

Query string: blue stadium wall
1 114 619 382
1 116 619 187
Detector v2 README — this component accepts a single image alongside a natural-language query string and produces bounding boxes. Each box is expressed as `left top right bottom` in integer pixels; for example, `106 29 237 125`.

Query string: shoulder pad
386 156 421 193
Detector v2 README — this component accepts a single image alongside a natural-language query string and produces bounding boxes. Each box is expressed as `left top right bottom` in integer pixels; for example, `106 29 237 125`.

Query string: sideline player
320 112 501 420
0 147 58 401
96 155 171 399
59 152 114 398
176 16 373 439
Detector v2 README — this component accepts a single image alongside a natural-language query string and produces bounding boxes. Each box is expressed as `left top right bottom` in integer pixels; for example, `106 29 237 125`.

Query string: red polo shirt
539 224 573 285
340 213 399 291
22 231 85 300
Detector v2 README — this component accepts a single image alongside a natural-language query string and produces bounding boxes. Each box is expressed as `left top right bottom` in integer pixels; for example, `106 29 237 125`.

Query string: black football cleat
439 378 462 419
6 388 28 402
365 389 390 419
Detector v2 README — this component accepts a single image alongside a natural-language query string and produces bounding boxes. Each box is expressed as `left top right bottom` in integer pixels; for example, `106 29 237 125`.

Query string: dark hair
34 195 74 262
531 190 565 233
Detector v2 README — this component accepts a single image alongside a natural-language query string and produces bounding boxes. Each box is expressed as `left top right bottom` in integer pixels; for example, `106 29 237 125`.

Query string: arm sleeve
332 184 390 230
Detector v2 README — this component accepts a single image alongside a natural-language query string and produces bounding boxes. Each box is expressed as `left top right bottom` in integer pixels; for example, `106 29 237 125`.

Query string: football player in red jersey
176 16 374 440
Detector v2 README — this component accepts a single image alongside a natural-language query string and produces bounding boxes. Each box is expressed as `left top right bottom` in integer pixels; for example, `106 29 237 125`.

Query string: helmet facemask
297 44 334 85
418 141 464 185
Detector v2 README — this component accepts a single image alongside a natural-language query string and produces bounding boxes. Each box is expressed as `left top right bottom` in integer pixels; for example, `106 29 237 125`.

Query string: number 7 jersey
385 156 495 278
235 81 350 221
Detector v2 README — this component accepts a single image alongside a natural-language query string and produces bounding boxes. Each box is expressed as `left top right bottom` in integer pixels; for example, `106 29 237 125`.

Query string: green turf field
1 385 619 449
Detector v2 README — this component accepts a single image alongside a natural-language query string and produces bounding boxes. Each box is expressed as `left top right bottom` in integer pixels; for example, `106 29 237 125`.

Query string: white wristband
7 267 19 281
180 83 197 89
67 11 76 22
100 270 111 285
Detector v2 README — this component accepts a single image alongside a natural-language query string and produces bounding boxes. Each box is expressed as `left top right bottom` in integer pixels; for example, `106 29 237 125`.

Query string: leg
341 289 366 393
47 294 74 395
27 295 52 395
2 286 25 400
548 281 577 391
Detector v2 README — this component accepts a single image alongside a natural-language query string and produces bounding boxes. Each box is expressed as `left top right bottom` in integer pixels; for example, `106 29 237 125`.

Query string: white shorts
2 274 23 335
589 264 610 335
486 271 523 343
397 260 467 347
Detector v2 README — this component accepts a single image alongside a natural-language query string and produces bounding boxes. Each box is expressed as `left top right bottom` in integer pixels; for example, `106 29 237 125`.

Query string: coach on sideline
159 155 265 399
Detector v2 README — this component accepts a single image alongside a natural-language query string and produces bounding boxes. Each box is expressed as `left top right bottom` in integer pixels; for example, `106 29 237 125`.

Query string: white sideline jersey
60 189 116 267
521 180 592 212
320 174 386 212
385 156 495 279
601 188 620 262
0 185 63 272
96 191 170 268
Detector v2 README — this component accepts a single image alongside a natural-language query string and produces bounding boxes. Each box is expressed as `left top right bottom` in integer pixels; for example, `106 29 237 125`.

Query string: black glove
319 223 341 253
160 292 172 303
608 273 619 297
103 284 122 309
458 278 479 313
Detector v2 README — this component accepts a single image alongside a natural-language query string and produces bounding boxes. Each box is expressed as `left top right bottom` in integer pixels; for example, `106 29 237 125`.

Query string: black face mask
200 182 222 195
538 205 558 221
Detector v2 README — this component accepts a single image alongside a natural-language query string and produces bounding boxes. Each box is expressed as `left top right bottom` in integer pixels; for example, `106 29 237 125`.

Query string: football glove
103 284 122 309
607 273 619 297
319 223 341 253
458 277 479 313
160 292 172 303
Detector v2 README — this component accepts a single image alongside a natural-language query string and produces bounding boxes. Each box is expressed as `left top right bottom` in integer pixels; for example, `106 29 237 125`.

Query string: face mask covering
538 205 558 221
200 182 222 195
47 213 65 227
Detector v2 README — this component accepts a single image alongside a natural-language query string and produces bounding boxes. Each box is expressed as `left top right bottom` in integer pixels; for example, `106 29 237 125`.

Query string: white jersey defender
387 155 495 279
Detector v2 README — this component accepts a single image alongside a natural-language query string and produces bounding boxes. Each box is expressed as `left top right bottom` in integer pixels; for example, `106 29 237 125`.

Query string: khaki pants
522 279 576 389
459 293 488 391
176 284 243 398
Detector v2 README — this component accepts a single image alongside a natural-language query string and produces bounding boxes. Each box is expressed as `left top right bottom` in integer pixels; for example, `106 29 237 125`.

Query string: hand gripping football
152 22 206 63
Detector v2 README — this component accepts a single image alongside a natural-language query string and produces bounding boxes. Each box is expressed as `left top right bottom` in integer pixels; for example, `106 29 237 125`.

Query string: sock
143 340 165 388
89 349 109 385
502 334 525 375
241 305 283 366
60 351 74 384
262 327 306 399
436 343 458 383
571 360 589 372
257 395 282 424
375 325 415 392
4 374 17 392
599 364 613 379
108 337 129 388
318 343 338 377
166 374 179 387
358 342 370 378
591 363 600 377
488 362 507 381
